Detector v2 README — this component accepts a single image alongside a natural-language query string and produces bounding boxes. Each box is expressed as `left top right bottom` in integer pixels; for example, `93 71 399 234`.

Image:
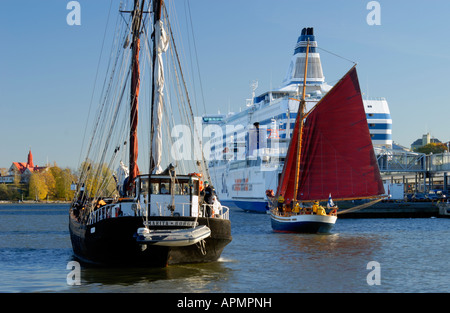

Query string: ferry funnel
282 27 325 87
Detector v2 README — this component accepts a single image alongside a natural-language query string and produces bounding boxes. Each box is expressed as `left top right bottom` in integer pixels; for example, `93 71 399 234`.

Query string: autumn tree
80 161 117 198
415 142 448 154
28 171 49 201
28 164 76 201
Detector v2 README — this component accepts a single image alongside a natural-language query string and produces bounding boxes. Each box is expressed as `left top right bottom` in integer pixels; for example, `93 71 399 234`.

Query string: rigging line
86 67 132 199
164 6 211 181
186 0 207 114
77 44 126 200
86 54 130 184
77 2 135 204
81 15 130 176
164 51 190 174
77 0 114 169
183 2 198 116
317 46 357 65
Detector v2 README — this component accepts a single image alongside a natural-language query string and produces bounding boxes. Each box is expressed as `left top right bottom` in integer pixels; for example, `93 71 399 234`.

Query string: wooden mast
128 0 146 194
293 39 310 202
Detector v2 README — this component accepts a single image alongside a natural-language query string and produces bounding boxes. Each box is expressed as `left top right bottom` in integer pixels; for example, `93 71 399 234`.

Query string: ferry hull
221 199 269 213
69 214 232 267
270 213 337 234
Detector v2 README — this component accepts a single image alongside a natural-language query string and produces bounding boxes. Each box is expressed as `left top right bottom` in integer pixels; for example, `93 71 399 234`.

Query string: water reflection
276 232 382 259
76 260 234 292
269 232 384 292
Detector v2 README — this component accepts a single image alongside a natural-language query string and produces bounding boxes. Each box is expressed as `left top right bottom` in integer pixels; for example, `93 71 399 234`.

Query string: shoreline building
410 133 442 151
0 150 47 184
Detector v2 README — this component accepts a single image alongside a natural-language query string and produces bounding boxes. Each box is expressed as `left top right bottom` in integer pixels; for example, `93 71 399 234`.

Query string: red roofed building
0 150 47 184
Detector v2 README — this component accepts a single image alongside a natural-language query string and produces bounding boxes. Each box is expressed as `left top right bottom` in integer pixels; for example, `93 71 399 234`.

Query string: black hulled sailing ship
69 0 231 267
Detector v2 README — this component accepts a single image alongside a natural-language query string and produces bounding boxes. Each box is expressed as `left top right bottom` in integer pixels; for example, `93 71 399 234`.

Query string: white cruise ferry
203 27 392 212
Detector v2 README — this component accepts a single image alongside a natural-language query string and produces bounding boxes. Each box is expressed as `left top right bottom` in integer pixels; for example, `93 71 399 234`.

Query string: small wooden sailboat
268 40 385 233
69 0 231 266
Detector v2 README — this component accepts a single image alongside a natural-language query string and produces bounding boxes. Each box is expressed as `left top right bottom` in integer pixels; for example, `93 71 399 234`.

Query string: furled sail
277 66 385 202
129 37 141 184
151 19 169 174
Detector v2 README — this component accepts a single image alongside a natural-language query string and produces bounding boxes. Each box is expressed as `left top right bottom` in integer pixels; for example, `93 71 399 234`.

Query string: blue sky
1 0 449 170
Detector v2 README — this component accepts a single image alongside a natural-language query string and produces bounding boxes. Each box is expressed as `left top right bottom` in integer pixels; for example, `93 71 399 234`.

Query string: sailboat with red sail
269 42 385 233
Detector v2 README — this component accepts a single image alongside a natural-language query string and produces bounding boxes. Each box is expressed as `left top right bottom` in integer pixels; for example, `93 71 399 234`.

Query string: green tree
0 184 10 200
53 167 76 200
416 142 448 154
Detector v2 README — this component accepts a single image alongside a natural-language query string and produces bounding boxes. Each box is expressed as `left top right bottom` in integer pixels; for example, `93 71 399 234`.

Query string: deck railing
87 202 230 225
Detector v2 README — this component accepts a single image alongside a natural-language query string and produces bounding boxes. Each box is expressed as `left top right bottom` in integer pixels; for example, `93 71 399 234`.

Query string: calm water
0 203 449 293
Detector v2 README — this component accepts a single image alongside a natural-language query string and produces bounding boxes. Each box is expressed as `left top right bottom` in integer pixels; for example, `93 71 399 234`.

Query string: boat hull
437 202 450 218
69 214 232 267
270 212 337 234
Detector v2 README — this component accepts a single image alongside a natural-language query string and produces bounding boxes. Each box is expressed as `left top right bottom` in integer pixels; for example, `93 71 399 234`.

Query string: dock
337 147 448 218
338 200 439 218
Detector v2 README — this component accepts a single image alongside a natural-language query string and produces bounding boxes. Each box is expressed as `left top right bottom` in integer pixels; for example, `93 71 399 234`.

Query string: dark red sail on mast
277 67 384 202
276 102 302 200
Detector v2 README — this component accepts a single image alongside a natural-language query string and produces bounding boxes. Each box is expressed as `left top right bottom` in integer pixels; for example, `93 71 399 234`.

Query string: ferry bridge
376 148 450 194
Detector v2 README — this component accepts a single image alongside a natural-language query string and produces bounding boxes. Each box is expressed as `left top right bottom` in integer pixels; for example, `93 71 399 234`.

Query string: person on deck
96 199 106 209
293 202 301 214
160 184 169 194
277 194 285 215
316 205 326 216
202 181 215 217
312 201 319 214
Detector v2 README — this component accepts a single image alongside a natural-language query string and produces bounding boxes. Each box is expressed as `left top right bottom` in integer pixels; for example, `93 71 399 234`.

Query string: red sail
129 38 140 186
276 105 301 200
278 67 384 202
